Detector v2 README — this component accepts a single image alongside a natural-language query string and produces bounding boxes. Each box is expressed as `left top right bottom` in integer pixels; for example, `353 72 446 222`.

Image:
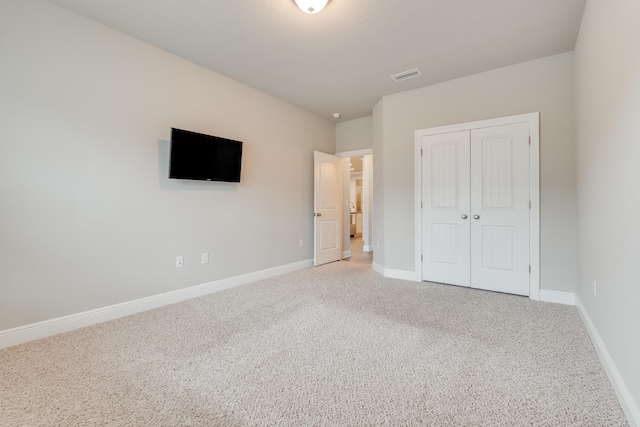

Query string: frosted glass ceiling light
294 0 330 14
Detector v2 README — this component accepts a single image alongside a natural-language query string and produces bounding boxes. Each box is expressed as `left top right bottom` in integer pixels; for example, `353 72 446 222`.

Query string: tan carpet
0 261 628 426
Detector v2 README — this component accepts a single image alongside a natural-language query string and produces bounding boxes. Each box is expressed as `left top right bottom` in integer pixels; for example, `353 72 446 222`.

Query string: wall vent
390 68 422 82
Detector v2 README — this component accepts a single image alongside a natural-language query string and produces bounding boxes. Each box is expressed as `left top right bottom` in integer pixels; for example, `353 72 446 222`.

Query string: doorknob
461 214 468 219
473 215 480 220
314 213 322 217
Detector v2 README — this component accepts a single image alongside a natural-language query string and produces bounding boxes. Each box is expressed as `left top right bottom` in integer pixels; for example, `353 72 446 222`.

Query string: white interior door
421 131 471 287
420 122 531 296
470 123 530 295
314 151 342 266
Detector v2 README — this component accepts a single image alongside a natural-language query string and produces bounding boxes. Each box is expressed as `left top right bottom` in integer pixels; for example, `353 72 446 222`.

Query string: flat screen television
169 128 243 182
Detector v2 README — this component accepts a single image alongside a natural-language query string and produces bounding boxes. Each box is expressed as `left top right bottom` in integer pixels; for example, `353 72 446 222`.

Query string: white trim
335 148 373 158
539 290 576 305
372 262 385 276
384 268 416 281
576 296 640 427
414 137 423 282
529 113 540 301
0 259 313 350
342 250 352 259
414 113 541 299
363 245 373 252
371 262 415 281
413 113 538 136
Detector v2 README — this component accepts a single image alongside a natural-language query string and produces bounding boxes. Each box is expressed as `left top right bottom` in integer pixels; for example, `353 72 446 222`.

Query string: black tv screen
169 128 243 182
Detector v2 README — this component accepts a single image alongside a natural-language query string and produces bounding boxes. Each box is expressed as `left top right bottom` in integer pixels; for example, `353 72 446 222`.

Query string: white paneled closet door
420 122 531 296
470 123 530 296
421 131 471 287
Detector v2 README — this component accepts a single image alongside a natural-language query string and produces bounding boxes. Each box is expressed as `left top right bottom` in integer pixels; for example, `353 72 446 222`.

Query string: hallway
347 235 372 265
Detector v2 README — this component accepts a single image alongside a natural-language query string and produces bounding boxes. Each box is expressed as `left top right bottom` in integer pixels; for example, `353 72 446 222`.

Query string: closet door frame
414 112 540 301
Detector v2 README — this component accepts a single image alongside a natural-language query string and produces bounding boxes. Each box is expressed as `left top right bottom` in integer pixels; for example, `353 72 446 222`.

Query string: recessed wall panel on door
470 123 530 295
420 131 471 287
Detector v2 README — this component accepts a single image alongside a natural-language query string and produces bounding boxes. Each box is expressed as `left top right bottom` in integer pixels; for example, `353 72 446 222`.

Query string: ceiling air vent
390 68 422 82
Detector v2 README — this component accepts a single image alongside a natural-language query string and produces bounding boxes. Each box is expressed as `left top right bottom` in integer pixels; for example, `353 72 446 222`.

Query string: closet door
470 123 530 296
420 131 471 287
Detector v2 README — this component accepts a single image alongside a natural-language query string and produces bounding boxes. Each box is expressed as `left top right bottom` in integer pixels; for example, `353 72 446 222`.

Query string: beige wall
373 52 577 293
575 0 640 417
336 116 373 153
0 1 334 330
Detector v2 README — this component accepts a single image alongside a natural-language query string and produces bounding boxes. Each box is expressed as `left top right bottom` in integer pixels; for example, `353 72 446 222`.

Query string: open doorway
336 149 373 263
349 158 364 258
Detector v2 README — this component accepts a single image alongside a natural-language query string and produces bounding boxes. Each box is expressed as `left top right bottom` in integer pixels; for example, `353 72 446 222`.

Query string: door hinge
421 148 423 156
529 201 532 209
421 201 423 209
529 265 531 274
421 254 423 262
528 136 531 145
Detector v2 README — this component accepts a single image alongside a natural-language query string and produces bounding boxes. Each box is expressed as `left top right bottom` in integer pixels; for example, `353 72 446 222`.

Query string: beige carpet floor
0 261 629 426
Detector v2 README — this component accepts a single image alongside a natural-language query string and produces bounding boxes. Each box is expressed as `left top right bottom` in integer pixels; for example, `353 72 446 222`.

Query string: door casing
414 113 540 300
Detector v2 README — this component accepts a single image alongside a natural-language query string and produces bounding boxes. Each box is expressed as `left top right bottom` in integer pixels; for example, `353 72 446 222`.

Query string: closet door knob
473 215 480 220
461 214 468 219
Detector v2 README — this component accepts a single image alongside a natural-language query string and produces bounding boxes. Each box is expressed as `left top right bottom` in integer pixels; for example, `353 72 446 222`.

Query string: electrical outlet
176 256 184 268
593 280 597 296
299 239 304 247
201 253 209 264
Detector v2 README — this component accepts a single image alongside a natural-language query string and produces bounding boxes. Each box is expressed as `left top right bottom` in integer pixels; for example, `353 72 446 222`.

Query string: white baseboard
371 262 416 281
539 289 576 305
575 295 639 427
385 268 417 281
342 250 352 259
0 259 313 350
363 245 373 252
372 262 385 276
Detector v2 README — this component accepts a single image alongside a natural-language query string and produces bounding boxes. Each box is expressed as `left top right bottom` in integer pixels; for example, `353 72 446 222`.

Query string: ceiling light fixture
294 0 331 14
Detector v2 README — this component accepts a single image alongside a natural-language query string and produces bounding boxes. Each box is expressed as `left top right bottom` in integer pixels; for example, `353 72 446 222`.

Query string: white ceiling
45 0 586 122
